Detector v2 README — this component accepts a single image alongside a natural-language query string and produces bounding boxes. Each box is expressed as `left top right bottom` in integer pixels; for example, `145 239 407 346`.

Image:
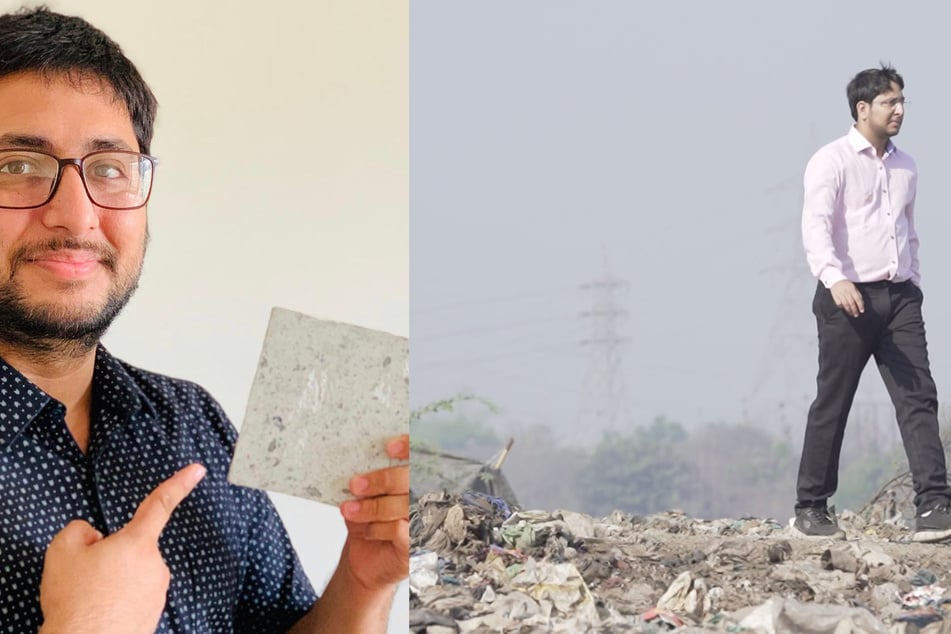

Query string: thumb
124 463 206 542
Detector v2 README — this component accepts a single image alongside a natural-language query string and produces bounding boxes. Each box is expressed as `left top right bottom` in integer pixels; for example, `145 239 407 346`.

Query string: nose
39 164 100 235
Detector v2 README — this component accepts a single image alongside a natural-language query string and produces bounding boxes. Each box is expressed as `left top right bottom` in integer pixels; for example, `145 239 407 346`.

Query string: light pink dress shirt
801 126 919 288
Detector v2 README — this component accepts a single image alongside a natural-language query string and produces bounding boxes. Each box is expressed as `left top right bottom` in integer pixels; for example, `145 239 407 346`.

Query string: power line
413 340 579 370
412 285 581 313
412 313 579 342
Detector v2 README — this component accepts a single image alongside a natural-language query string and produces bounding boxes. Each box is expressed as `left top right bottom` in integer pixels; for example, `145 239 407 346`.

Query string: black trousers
796 280 951 512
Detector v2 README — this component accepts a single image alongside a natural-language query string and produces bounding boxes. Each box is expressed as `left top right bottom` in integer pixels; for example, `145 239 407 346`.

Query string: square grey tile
228 307 409 506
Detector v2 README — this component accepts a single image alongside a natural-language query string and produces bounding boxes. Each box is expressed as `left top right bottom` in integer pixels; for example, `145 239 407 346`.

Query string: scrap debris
410 491 951 633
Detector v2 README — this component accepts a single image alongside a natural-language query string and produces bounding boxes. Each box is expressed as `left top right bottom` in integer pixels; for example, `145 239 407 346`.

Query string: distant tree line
411 407 911 521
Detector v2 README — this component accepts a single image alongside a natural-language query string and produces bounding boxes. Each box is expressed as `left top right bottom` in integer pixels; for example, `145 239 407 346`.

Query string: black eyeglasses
0 149 157 210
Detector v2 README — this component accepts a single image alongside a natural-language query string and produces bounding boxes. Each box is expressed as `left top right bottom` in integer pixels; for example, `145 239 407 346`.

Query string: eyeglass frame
870 96 908 109
0 148 158 210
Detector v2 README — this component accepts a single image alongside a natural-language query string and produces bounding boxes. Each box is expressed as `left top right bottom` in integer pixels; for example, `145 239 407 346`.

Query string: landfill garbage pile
409 490 951 633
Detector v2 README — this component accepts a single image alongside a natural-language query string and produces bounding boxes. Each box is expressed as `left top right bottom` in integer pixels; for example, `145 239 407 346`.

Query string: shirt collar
92 345 155 419
88 345 158 457
847 125 897 157
0 358 52 450
0 345 156 451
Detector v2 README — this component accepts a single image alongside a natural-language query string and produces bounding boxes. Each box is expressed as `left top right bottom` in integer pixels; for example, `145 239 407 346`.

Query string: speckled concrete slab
228 307 409 507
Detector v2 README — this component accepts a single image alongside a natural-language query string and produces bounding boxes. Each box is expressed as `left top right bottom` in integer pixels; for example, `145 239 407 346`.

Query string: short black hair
0 6 157 153
847 63 904 122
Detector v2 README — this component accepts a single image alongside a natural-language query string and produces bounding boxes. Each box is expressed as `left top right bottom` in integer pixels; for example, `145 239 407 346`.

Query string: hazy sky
411 2 951 445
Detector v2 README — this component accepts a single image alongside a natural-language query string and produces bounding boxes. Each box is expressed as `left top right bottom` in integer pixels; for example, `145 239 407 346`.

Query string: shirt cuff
819 271 847 289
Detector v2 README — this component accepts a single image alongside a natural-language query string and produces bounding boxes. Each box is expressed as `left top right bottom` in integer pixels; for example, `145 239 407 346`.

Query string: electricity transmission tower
573 255 631 445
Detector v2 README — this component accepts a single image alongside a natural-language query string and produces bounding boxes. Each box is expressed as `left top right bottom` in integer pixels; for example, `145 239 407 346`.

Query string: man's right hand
830 280 864 318
38 463 206 634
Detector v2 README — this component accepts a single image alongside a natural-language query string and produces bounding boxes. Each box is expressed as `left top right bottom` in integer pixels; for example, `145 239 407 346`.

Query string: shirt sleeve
801 149 846 288
906 182 921 287
233 488 318 633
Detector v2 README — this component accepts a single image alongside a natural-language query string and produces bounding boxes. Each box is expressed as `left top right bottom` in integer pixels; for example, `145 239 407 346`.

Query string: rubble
410 491 951 633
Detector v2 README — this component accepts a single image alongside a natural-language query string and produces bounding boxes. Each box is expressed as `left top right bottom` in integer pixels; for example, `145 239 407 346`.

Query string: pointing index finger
124 463 206 542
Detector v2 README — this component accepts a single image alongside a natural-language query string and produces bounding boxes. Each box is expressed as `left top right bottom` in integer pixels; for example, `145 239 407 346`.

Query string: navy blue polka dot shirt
0 346 318 632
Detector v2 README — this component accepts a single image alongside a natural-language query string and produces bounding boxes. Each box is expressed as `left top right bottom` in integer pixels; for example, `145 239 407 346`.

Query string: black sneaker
912 504 951 543
794 506 846 539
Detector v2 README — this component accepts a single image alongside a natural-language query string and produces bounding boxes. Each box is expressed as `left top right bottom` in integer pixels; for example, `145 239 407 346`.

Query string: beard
0 237 143 360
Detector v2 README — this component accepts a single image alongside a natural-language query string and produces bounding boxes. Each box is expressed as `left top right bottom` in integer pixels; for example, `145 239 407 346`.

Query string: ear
856 101 869 120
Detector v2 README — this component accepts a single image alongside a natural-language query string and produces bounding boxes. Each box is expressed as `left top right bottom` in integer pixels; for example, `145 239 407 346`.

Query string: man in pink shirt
797 64 951 542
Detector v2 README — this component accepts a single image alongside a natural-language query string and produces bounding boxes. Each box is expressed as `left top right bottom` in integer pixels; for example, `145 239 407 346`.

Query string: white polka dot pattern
0 346 317 632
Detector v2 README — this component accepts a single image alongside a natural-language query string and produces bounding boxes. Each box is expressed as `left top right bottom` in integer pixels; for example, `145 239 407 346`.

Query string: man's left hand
339 434 409 591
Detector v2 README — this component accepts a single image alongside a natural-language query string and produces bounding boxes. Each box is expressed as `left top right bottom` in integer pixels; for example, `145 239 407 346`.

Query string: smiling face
0 72 148 355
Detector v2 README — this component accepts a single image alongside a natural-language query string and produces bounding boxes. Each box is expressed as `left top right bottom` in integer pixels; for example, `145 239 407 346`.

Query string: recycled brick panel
228 307 409 506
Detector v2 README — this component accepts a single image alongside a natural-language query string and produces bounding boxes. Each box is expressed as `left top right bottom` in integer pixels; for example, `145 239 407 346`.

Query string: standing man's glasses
872 97 908 110
0 149 156 210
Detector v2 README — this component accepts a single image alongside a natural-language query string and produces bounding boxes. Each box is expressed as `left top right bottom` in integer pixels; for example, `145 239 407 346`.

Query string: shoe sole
793 524 846 540
911 527 951 543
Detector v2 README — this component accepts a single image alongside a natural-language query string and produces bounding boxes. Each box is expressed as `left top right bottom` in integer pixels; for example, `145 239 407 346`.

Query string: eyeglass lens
0 150 153 209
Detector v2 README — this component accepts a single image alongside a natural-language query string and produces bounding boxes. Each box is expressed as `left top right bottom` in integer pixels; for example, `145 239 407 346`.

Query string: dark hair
847 63 904 122
0 6 157 153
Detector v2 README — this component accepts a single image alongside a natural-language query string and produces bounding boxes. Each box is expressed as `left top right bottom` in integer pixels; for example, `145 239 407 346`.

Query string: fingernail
351 476 369 495
342 501 361 517
192 465 207 485
387 438 406 455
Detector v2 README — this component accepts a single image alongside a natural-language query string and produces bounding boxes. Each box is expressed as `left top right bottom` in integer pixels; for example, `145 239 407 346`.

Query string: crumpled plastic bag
656 570 707 620
409 550 440 594
509 558 596 617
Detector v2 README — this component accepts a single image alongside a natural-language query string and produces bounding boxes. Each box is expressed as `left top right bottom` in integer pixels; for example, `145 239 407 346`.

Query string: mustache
8 238 118 278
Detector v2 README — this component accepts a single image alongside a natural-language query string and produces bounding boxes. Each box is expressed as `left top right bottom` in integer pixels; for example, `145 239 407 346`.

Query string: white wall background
0 1 409 629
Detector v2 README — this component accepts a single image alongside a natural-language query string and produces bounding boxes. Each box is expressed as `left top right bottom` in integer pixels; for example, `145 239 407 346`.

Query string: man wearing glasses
0 7 407 632
796 64 951 543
